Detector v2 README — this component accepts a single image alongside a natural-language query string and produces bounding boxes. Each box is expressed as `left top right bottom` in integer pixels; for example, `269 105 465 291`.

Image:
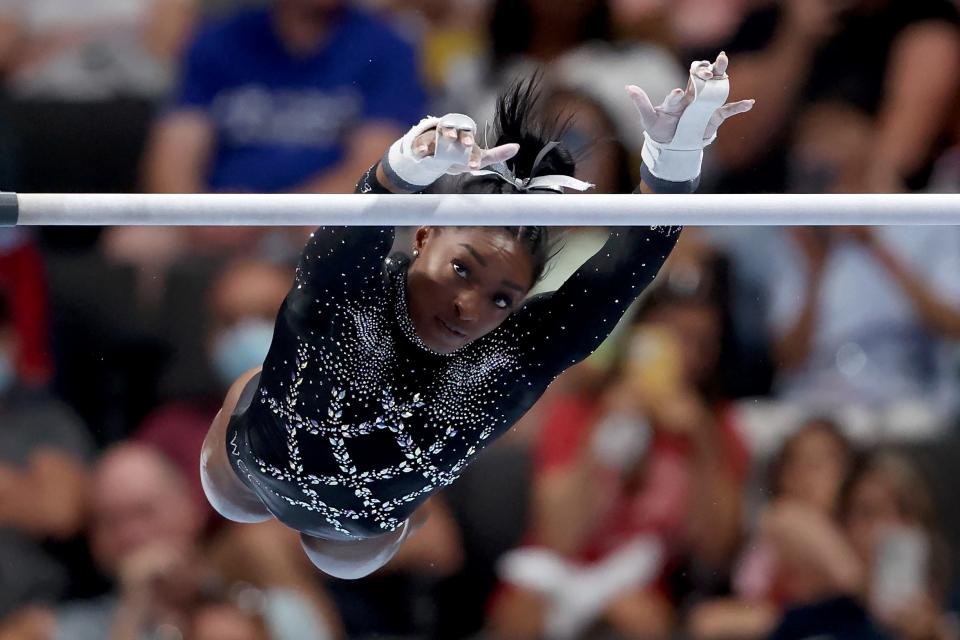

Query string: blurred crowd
1 0 960 638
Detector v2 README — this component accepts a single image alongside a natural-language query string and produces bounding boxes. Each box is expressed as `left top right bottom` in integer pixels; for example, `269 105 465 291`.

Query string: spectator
767 226 960 422
764 450 953 640
690 418 857 640
0 228 53 386
186 589 271 640
841 451 952 640
121 0 428 282
377 0 490 96
608 0 750 61
0 443 339 640
435 0 683 158
143 0 427 195
713 0 960 194
0 285 95 618
489 282 748 639
0 0 196 201
0 0 192 99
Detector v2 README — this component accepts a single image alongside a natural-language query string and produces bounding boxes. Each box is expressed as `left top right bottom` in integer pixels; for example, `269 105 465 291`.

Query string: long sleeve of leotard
507 223 681 375
284 165 396 322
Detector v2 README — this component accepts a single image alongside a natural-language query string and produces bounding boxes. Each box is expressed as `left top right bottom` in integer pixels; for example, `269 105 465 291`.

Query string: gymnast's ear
413 226 436 253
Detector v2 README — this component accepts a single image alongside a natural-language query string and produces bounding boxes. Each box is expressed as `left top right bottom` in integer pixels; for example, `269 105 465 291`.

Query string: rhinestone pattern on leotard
247 262 521 535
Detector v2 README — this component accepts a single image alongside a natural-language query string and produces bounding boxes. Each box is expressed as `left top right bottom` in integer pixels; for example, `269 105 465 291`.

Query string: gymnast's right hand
383 114 520 189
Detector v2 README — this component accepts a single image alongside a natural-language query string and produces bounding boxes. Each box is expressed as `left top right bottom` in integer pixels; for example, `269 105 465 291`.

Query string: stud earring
412 249 420 258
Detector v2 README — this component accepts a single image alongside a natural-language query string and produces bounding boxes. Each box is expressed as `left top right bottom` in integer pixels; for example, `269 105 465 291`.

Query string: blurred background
1 0 960 638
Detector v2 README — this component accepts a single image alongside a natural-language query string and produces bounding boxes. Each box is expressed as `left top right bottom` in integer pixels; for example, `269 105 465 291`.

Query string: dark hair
543 86 637 193
768 417 854 502
841 450 939 534
431 75 576 285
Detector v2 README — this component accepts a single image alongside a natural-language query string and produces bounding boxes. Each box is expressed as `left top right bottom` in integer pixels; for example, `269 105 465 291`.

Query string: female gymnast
200 53 754 579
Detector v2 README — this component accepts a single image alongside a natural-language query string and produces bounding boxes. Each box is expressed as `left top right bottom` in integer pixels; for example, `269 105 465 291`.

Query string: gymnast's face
405 227 535 354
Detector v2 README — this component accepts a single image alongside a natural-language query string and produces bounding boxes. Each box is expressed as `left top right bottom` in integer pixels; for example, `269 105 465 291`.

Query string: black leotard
227 165 682 539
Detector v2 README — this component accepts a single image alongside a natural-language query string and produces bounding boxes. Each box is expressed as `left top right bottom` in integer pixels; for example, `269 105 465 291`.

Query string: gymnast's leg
200 366 273 523
202 366 425 579
299 508 429 580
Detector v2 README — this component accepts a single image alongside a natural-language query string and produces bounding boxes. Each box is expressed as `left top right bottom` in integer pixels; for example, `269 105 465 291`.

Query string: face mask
211 319 275 386
0 350 13 396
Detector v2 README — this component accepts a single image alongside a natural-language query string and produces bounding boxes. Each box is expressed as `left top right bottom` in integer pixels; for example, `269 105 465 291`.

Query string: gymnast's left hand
626 52 755 145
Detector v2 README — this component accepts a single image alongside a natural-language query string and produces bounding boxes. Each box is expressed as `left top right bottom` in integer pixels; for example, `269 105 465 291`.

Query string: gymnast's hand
626 52 754 182
384 114 520 189
627 52 754 145
412 114 520 173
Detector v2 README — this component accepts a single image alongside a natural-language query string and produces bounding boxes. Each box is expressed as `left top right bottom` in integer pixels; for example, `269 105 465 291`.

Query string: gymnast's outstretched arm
509 53 754 372
507 224 683 372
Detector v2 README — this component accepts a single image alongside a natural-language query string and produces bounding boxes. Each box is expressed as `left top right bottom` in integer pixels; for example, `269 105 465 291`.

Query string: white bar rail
4 193 960 226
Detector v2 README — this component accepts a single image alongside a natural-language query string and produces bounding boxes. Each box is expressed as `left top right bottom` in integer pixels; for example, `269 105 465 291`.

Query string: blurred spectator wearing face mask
0 443 337 640
489 283 749 640
135 259 291 521
712 0 960 195
0 286 97 619
689 418 856 640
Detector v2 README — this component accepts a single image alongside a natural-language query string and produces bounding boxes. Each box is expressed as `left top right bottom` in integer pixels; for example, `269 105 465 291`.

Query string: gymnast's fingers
438 124 459 140
690 59 713 81
661 87 686 112
626 85 658 132
467 144 483 170
479 143 520 168
713 51 729 77
704 99 755 139
412 130 436 158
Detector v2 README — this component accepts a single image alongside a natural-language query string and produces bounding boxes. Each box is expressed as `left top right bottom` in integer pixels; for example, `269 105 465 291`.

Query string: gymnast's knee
200 414 272 524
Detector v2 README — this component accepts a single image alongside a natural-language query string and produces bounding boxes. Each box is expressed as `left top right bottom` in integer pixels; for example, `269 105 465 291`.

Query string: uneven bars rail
2 192 960 226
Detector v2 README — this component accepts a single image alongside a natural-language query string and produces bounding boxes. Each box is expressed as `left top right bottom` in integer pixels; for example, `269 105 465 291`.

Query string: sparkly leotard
226 165 682 540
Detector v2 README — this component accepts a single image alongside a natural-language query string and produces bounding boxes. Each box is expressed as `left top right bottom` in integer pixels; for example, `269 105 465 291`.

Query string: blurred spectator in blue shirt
143 0 428 194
